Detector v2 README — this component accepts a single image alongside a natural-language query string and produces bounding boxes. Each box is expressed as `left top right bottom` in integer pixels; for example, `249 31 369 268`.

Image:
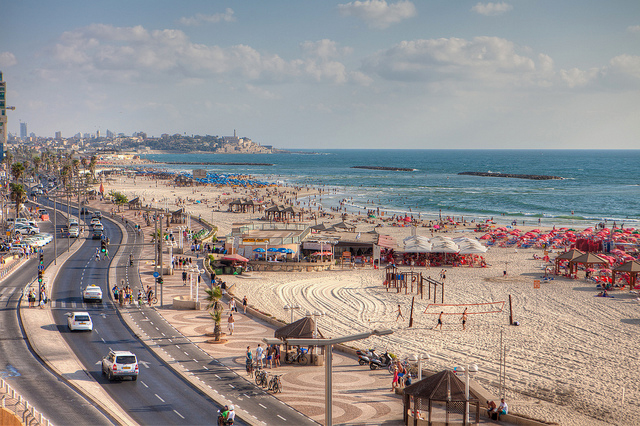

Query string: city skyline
1 1 639 149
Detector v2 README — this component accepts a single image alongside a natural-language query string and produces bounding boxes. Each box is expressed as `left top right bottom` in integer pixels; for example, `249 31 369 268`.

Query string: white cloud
338 0 416 29
608 54 640 79
179 9 236 26
627 25 640 33
0 51 18 67
362 36 551 88
559 67 600 88
471 2 513 16
42 25 367 86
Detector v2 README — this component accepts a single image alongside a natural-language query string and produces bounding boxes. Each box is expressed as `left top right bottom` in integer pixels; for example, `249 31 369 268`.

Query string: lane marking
173 410 184 419
155 394 165 403
259 403 267 409
277 415 287 421
141 381 149 388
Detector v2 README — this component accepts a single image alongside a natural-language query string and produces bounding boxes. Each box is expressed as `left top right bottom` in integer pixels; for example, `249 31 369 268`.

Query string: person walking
229 298 237 313
461 307 468 331
242 296 248 313
182 270 187 286
433 311 444 331
256 344 264 368
227 313 235 336
395 304 404 322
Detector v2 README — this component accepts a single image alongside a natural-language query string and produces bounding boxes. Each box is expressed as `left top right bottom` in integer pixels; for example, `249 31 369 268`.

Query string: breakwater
458 172 563 180
164 162 274 166
352 166 415 171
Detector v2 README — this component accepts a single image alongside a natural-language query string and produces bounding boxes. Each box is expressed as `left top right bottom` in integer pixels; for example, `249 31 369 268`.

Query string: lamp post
411 353 430 381
455 363 479 424
283 303 301 323
285 328 393 426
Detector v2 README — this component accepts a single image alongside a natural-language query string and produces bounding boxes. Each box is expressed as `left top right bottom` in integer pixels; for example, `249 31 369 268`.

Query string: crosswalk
49 300 115 310
0 287 19 300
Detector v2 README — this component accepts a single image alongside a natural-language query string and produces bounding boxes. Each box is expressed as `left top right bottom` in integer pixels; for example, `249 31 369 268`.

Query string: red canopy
222 254 249 263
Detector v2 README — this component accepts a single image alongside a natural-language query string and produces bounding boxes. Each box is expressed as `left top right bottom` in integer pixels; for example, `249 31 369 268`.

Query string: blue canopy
253 248 266 252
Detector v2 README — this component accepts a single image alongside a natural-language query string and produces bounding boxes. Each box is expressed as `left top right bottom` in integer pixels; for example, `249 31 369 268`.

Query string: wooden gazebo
275 316 324 358
229 199 259 213
127 197 142 210
554 249 584 274
403 369 481 425
171 208 187 224
568 252 609 276
612 260 640 288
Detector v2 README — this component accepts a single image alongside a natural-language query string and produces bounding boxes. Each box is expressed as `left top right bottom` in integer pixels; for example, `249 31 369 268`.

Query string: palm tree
32 156 41 175
11 162 25 182
10 183 26 220
204 286 224 341
89 156 97 182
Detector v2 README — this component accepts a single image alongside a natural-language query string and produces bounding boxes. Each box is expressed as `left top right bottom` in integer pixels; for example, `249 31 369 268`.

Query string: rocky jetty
164 162 274 166
458 172 563 180
351 166 415 171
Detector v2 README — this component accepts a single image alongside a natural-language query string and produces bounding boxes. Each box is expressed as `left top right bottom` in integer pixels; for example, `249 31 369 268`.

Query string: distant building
96 130 101 138
0 71 6 158
106 129 115 138
20 122 27 139
55 131 62 140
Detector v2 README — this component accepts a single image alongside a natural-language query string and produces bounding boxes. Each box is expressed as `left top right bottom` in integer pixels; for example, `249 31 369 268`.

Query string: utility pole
159 212 164 307
154 213 158 297
52 194 57 265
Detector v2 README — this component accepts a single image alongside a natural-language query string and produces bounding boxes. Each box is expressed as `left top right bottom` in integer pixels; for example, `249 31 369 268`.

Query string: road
48 209 224 425
0 202 113 425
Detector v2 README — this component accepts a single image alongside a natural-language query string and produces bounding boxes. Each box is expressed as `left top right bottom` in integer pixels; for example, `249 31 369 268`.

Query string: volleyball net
423 301 505 315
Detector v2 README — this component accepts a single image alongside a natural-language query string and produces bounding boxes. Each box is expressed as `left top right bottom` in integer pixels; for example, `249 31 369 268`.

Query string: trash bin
214 268 223 276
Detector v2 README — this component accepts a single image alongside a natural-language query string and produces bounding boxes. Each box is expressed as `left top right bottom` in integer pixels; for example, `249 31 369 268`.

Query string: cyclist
218 405 235 425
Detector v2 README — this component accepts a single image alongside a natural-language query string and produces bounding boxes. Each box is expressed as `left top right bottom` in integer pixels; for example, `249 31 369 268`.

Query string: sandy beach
100 172 640 426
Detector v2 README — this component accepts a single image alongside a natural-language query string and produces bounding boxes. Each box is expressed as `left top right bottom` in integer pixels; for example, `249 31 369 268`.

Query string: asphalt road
0 202 113 426
48 211 227 425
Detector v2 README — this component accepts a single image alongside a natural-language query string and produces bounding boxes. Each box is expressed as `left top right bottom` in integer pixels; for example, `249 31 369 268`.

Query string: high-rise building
55 131 62 140
0 71 6 158
20 122 27 139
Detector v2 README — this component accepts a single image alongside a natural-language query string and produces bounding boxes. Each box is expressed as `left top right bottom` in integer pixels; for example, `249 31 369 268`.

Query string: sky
1 0 639 149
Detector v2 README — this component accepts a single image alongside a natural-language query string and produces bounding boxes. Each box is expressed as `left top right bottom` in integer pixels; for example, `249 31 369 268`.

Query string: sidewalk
89 201 406 425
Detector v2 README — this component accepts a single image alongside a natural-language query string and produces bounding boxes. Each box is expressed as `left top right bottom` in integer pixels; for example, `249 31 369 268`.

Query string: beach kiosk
274 316 324 366
403 369 481 426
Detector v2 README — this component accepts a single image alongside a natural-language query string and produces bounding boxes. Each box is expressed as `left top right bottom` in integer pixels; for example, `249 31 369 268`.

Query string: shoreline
94 170 640 426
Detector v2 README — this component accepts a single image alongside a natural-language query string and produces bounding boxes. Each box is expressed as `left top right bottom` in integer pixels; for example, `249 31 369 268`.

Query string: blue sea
138 150 640 227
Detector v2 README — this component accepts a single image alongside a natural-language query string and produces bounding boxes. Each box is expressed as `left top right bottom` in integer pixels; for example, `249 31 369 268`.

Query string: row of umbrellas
253 247 295 254
402 235 488 254
133 169 272 188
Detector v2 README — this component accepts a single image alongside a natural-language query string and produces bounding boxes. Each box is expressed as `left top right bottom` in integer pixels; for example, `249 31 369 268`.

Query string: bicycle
246 359 254 378
254 366 268 388
285 347 308 365
267 374 282 393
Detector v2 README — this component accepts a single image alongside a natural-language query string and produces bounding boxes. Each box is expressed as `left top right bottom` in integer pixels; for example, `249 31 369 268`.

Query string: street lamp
283 303 301 323
410 353 431 381
308 310 325 354
284 328 393 426
455 363 479 424
189 266 205 303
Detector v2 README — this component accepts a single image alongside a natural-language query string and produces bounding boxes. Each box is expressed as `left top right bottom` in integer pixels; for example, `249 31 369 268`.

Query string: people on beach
256 344 264 368
461 308 467 330
395 304 404 322
246 346 253 375
434 311 444 331
487 400 498 419
498 398 508 415
243 296 248 313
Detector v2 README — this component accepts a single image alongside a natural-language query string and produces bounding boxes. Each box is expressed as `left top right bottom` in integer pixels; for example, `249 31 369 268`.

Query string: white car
69 218 79 227
69 226 80 238
9 243 30 254
92 223 104 231
13 224 39 235
67 312 93 331
90 218 101 227
102 350 138 381
83 284 103 302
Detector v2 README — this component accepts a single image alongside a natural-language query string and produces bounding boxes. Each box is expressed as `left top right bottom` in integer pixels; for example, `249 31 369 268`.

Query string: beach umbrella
253 248 266 252
267 247 279 252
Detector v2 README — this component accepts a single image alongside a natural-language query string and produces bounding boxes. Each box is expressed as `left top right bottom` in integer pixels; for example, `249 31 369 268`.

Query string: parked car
83 284 103 302
13 224 39 235
102 350 139 381
67 312 93 331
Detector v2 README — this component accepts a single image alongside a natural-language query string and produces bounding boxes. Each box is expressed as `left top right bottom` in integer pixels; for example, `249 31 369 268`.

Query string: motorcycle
356 348 378 366
369 351 393 370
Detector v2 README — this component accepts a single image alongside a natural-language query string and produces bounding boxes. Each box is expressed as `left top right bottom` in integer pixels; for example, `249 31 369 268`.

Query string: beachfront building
0 72 7 158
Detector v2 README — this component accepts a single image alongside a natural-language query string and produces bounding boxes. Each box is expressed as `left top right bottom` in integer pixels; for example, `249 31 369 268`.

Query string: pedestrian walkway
88 201 405 425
